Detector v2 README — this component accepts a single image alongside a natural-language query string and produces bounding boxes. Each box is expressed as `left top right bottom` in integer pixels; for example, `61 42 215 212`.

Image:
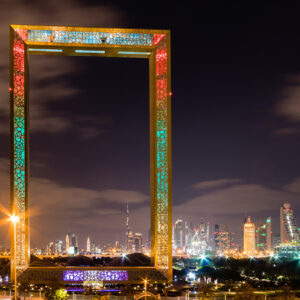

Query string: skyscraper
66 233 71 253
55 240 63 255
128 231 134 253
214 224 220 253
174 219 184 249
126 204 130 250
71 234 78 248
243 216 255 253
280 203 300 243
87 237 91 252
134 233 143 253
255 217 272 252
266 217 272 251
214 224 234 253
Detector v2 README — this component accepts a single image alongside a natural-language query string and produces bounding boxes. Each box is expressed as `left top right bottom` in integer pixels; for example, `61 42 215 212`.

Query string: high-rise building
71 234 78 248
256 217 272 252
46 242 54 255
214 224 220 253
174 219 184 249
199 218 209 247
55 240 63 255
66 233 71 253
91 242 96 254
280 203 300 243
128 231 134 253
87 237 91 252
134 233 143 253
66 232 78 255
126 204 130 250
214 224 235 253
266 217 272 251
243 216 255 253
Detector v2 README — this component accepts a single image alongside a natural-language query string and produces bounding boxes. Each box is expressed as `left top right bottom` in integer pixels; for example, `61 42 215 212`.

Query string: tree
53 289 69 300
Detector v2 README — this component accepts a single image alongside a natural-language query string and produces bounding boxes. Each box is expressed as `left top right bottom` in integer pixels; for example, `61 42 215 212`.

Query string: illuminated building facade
66 233 71 253
128 231 134 253
243 217 255 253
255 217 272 252
214 224 235 253
275 242 300 259
66 232 78 254
134 233 143 253
55 240 63 255
173 219 185 250
18 267 167 285
126 204 130 250
10 25 172 279
86 237 91 253
280 203 300 243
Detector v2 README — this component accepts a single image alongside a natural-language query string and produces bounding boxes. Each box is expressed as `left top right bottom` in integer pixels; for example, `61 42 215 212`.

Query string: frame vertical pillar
10 27 29 277
151 33 172 280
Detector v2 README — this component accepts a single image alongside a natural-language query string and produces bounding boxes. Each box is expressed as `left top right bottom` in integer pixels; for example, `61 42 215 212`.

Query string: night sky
1 1 300 248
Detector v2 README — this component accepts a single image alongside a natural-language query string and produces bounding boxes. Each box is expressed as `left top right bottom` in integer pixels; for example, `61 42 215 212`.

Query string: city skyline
1 1 300 248
25 202 299 255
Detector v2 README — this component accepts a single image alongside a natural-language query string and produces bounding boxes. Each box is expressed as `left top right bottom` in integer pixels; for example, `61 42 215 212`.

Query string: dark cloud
193 178 243 190
0 0 124 135
271 127 300 136
0 158 148 247
275 74 300 122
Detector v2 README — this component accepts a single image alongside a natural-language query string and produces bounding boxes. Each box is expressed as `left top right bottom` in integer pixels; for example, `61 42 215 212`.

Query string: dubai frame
9 25 172 280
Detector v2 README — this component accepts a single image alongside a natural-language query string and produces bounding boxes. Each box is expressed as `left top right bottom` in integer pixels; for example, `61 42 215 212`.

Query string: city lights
0 13 299 298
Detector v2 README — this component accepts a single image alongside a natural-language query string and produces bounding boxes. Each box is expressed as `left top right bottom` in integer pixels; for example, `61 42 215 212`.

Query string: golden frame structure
9 25 172 280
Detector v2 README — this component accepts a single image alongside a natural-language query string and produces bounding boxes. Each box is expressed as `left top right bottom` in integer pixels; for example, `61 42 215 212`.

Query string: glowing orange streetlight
9 215 20 224
144 279 148 292
9 214 19 300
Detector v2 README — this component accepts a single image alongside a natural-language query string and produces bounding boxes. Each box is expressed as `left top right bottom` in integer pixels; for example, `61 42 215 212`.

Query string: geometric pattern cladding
63 270 128 282
10 25 172 280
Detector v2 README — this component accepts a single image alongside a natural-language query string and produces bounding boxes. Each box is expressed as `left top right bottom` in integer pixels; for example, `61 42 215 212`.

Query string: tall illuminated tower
266 217 272 251
255 218 272 252
174 219 184 249
243 216 255 253
65 233 71 253
86 237 91 252
126 204 130 250
10 25 172 279
280 203 300 243
134 233 143 253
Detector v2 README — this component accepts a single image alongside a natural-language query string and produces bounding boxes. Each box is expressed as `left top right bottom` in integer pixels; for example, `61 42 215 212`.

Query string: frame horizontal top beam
11 24 169 34
11 25 170 48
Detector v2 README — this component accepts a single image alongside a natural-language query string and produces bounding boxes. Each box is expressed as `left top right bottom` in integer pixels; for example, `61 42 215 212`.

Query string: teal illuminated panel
28 48 63 52
26 30 153 46
118 51 151 55
75 49 105 54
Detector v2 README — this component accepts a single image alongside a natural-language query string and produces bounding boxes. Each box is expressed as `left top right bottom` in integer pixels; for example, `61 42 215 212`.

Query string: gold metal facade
9 25 172 280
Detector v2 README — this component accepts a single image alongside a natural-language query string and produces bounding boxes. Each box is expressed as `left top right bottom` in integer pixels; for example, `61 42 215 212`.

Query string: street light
9 214 19 300
144 279 148 293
